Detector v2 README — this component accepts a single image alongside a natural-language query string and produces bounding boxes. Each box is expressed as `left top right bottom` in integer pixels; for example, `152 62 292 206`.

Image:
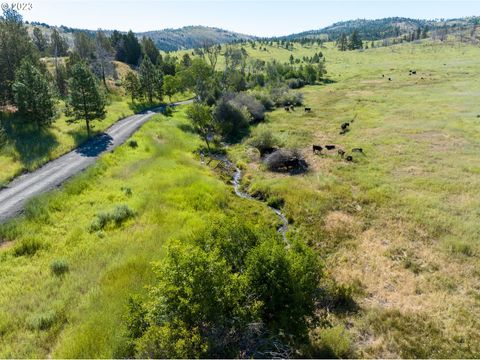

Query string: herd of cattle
283 105 364 163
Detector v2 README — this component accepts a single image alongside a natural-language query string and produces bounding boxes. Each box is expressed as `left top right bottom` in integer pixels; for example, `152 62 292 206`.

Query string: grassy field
0 107 277 357
1 39 479 358
226 40 480 357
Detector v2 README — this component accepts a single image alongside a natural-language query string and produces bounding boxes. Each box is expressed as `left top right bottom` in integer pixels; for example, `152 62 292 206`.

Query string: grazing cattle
388 77 392 81
346 155 353 162
290 105 295 111
341 122 350 130
312 145 323 154
412 70 416 74
352 147 364 154
284 106 290 112
382 74 385 78
305 107 312 112
338 149 345 157
421 77 424 80
325 145 336 150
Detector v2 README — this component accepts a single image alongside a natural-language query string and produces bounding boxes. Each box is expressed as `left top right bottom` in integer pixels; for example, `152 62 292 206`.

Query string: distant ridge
275 16 480 41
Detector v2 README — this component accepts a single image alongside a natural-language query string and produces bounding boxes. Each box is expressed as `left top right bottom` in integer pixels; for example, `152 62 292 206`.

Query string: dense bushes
248 128 281 156
213 97 251 142
264 148 307 172
270 87 304 106
123 217 322 358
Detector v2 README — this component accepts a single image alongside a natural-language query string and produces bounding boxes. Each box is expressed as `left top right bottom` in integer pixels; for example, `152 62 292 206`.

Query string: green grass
0 107 276 357
226 40 480 357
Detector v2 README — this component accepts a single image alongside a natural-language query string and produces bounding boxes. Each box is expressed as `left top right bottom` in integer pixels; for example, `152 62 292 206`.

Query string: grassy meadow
225 40 480 357
1 38 479 358
0 107 277 357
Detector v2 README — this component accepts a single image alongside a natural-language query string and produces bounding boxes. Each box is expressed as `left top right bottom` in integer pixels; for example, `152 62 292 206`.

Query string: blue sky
21 1 480 36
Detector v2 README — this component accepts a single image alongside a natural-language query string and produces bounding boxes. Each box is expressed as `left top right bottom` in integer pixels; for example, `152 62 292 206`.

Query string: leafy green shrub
50 258 69 276
213 97 250 142
251 91 275 110
248 129 281 156
227 92 265 122
13 238 43 257
310 325 352 358
270 87 304 106
111 204 135 225
89 204 135 232
125 217 323 358
286 78 306 89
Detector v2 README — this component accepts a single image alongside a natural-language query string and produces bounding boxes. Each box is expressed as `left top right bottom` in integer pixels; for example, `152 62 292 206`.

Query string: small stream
214 155 289 243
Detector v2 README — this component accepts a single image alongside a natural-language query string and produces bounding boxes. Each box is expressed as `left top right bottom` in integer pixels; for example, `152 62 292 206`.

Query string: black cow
284 106 290 112
341 122 350 130
352 147 364 154
388 77 392 81
312 145 323 154
305 107 312 112
338 149 345 157
325 145 336 150
346 155 353 162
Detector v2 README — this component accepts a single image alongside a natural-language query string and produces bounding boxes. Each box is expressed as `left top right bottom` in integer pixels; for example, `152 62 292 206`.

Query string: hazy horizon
17 0 480 37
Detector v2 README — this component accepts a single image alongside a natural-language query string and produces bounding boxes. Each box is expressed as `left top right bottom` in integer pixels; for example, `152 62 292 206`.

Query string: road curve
0 99 193 223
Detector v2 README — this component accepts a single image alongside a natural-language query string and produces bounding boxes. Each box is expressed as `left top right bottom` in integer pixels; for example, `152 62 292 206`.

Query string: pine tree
13 60 56 128
0 9 38 104
32 27 48 54
139 57 162 103
66 62 106 137
141 37 159 65
348 30 363 50
124 71 142 103
337 33 348 51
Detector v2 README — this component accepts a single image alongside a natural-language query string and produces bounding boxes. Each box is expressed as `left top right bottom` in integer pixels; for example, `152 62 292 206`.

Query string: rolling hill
276 16 480 41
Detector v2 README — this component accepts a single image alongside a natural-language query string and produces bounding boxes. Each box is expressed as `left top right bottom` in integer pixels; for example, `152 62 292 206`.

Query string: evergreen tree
141 37 159 65
337 33 348 51
32 27 48 54
66 62 106 137
163 74 178 103
73 31 95 61
124 71 142 103
348 30 363 50
124 30 142 66
0 9 38 104
13 61 56 128
139 57 162 103
49 28 69 57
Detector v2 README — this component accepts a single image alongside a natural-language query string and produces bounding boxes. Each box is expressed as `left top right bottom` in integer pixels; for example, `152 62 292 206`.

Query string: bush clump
270 87 304 106
264 148 307 172
50 259 69 276
128 140 138 148
286 78 306 89
213 97 250 142
89 204 135 232
248 129 281 156
13 238 43 257
251 91 275 111
227 92 266 123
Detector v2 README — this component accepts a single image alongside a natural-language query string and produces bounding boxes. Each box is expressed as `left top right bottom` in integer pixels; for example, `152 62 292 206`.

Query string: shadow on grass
1 116 58 169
